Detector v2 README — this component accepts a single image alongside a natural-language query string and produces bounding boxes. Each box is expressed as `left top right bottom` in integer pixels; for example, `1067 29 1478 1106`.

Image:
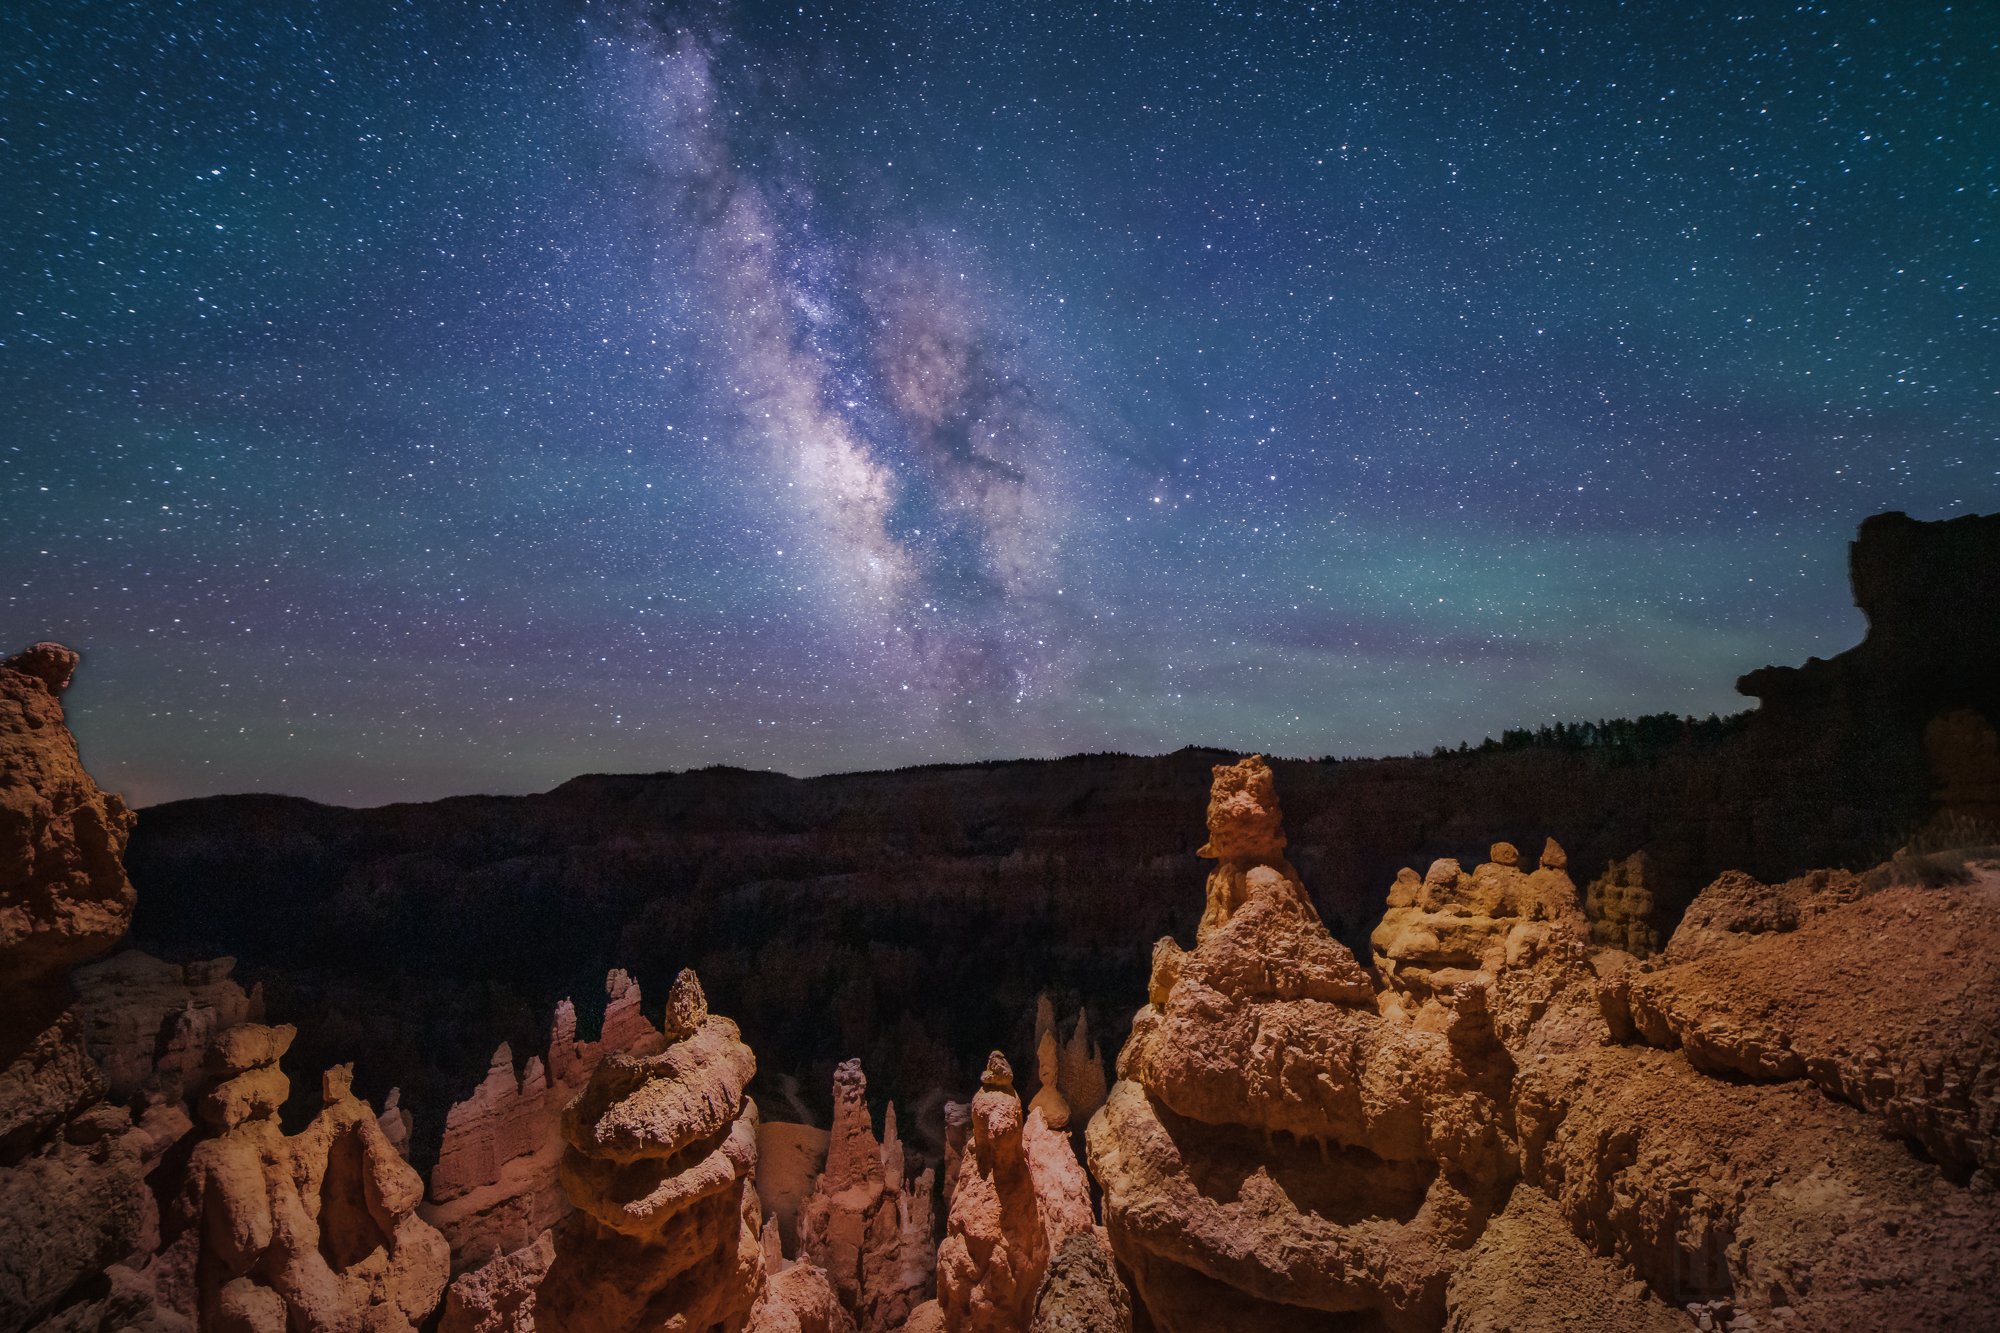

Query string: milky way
602 16 1088 731
3 1 1995 804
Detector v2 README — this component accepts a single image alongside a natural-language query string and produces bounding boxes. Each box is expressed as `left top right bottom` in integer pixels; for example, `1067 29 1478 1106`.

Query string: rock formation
1026 997 1105 1133
900 1054 1094 1333
1738 509 2000 730
526 968 764 1331
426 970 666 1269
151 1025 451 1330
1652 864 1867 965
794 1059 934 1331
1609 866 2000 1178
1091 756 1544 1331
0 644 135 1002
70 950 265 1107
1025 1230 1130 1333
1024 1033 1068 1133
1091 753 2000 1331
756 1119 830 1257
1583 850 1661 956
0 644 158 1333
440 968 849 1333
937 1102 969 1211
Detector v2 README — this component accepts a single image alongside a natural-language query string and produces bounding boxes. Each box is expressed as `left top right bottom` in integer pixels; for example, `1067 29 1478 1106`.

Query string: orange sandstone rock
1028 996 1106 1132
756 1118 830 1257
0 643 134 1008
425 970 667 1269
1024 1032 1068 1132
0 645 155 1332
795 1059 935 1332
1089 757 1572 1332
442 969 848 1333
154 1031 450 1330
916 1054 1091 1333
70 949 264 1107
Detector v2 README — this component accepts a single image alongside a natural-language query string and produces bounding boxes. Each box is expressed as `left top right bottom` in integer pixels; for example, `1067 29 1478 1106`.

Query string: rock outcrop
1091 753 2000 1332
1738 510 2000 730
1026 997 1105 1134
441 969 849 1333
1512 1030 2000 1331
70 950 265 1107
0 644 135 1006
1612 867 2000 1178
1654 865 1867 965
794 1060 934 1332
425 970 666 1269
1092 757 1551 1332
0 644 157 1333
152 1026 451 1330
1583 851 1662 956
906 1054 1094 1333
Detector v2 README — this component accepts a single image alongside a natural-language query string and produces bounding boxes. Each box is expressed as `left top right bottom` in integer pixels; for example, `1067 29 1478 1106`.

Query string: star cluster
4 0 1995 804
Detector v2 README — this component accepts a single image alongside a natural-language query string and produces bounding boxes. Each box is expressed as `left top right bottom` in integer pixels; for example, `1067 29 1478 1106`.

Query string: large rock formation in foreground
1089 754 2000 1332
1089 755 1531 1331
0 645 156 1332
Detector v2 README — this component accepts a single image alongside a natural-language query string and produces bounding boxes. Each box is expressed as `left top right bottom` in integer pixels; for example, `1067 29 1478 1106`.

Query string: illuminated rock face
0 643 135 1002
153 1031 452 1331
524 967 766 1333
909 1053 1093 1333
70 950 265 1107
794 1059 935 1332
1090 755 1529 1333
1026 995 1106 1134
439 969 852 1333
1609 866 2000 1179
0 645 152 1333
1090 754 2000 1333
425 970 667 1270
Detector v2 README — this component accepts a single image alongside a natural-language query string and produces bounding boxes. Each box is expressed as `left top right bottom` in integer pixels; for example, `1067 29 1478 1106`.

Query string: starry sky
4 1 1996 806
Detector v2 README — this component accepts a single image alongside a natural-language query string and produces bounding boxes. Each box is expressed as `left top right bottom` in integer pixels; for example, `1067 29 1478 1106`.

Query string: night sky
4 1 1996 806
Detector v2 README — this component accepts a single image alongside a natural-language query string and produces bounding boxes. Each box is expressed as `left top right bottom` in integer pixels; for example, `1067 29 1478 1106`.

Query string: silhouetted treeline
1434 711 1749 759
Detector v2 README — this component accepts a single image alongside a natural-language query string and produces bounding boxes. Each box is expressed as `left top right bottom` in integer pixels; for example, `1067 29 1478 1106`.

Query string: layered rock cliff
1088 753 2000 1332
